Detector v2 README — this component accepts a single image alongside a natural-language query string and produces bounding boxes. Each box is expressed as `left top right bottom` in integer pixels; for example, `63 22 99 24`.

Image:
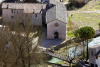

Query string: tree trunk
28 47 30 67
26 35 30 67
3 62 7 67
69 63 71 67
86 39 88 61
83 41 85 59
22 59 26 67
20 48 26 67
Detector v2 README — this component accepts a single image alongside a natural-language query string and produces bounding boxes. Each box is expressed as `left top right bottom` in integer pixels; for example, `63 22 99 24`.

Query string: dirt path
68 10 100 14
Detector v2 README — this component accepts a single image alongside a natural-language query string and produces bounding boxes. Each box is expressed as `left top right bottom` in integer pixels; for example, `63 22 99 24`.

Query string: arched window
54 32 59 39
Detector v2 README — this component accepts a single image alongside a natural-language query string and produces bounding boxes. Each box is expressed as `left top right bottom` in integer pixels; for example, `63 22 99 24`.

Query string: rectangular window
11 9 13 13
96 56 98 59
11 16 13 19
35 14 37 17
33 9 35 14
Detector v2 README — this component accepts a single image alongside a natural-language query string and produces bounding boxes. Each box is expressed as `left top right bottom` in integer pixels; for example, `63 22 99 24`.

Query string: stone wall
89 48 96 66
47 20 66 39
89 46 100 67
13 9 23 23
2 9 12 23
2 9 42 26
96 57 100 66
2 9 23 23
24 13 42 26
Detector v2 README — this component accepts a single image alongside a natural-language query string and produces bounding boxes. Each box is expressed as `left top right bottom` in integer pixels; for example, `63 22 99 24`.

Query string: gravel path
68 10 100 14
39 27 64 48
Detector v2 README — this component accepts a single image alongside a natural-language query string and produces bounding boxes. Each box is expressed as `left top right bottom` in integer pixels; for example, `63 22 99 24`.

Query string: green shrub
98 22 100 27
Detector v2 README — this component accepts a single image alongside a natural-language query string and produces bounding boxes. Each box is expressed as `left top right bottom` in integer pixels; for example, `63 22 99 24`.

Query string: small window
11 16 13 18
33 9 35 14
96 56 98 59
11 9 13 13
35 14 37 17
6 5 8 9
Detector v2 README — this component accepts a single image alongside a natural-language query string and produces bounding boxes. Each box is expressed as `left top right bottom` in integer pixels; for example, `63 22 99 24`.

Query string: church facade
2 0 67 39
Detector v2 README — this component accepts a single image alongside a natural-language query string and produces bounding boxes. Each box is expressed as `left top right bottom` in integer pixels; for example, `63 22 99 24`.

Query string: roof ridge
2 2 47 4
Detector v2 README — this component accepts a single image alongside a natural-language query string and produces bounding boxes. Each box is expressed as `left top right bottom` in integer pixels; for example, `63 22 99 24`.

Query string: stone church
2 0 67 39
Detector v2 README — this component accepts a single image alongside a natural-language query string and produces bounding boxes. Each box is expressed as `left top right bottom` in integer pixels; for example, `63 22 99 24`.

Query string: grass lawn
92 1 100 10
67 13 100 37
63 0 69 4
68 13 100 30
80 1 100 11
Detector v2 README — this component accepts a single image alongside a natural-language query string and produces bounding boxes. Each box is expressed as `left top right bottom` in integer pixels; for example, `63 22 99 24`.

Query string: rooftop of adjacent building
90 44 100 48
2 3 47 13
46 0 67 24
89 44 100 56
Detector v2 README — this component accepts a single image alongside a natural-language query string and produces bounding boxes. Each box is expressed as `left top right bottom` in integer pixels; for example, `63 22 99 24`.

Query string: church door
95 64 98 67
91 63 94 67
54 32 59 39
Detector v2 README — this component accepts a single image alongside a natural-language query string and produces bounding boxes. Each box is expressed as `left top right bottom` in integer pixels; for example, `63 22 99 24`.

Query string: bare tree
65 44 78 67
0 13 48 67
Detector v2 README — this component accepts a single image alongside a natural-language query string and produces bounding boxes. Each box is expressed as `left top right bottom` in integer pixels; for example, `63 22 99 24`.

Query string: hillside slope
80 0 100 10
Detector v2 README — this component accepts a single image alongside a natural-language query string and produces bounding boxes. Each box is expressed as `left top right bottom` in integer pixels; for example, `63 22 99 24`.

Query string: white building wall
96 57 100 67
24 13 42 26
2 9 23 23
13 9 23 23
89 46 100 67
32 14 42 26
89 48 96 65
2 9 13 23
47 20 66 39
3 9 42 26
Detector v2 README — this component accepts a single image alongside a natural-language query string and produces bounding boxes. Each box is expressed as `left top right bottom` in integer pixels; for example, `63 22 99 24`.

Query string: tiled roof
95 50 100 56
46 6 56 23
2 3 47 13
90 45 100 48
50 0 58 4
46 0 67 24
